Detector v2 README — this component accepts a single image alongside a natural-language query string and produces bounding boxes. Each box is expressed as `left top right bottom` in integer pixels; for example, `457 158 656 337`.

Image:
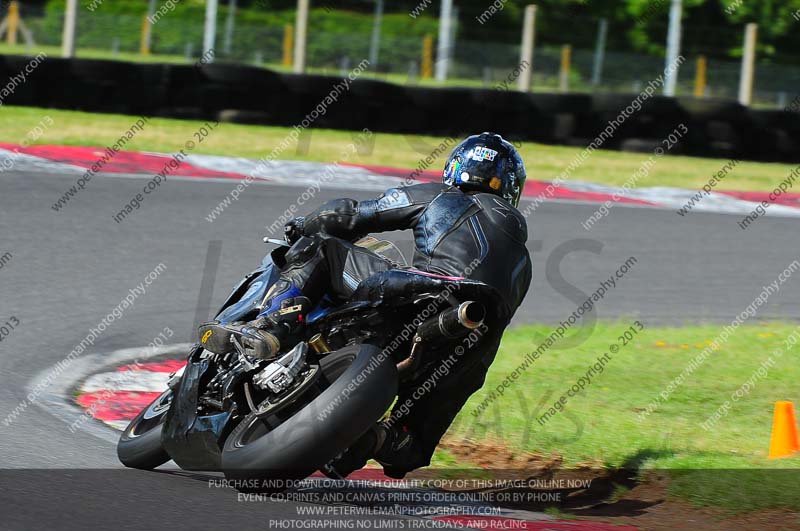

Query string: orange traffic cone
768 401 800 459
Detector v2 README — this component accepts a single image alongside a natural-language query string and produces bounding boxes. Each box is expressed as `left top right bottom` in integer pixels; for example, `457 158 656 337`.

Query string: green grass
543 507 579 519
0 43 191 65
440 321 800 511
1 105 796 192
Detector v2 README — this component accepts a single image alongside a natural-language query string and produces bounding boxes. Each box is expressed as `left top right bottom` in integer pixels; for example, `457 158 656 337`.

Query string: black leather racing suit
293 182 532 475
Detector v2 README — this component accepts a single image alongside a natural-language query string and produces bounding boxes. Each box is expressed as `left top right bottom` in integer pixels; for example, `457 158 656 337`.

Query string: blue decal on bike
257 284 302 318
307 295 335 322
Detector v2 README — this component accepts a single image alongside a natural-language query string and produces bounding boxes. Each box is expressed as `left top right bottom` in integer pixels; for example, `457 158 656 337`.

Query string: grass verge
435 321 800 512
1 105 796 192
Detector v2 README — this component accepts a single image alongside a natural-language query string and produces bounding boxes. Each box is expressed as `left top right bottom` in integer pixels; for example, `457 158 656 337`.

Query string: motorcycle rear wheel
221 343 397 484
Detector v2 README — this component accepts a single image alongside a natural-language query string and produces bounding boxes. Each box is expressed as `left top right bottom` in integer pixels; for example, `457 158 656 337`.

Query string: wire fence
2 3 798 109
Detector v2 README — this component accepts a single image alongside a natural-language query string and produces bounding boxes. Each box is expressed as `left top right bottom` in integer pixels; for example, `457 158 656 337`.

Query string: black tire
221 343 397 482
117 390 173 470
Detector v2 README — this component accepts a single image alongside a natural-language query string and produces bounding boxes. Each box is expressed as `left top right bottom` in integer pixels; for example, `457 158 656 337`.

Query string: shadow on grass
452 449 677 516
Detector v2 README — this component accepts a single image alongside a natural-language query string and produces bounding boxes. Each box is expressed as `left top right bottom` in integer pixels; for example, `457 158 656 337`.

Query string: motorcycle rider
200 132 532 478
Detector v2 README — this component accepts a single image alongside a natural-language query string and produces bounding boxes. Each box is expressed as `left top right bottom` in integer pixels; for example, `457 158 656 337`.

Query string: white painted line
28 343 193 445
103 420 132 431
81 370 170 394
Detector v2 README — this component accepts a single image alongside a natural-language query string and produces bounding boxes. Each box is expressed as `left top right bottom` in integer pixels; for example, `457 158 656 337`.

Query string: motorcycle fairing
216 247 344 326
161 345 232 471
214 266 276 325
160 253 334 469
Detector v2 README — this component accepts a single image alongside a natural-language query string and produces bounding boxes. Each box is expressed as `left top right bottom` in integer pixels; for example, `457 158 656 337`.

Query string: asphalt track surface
1 170 800 529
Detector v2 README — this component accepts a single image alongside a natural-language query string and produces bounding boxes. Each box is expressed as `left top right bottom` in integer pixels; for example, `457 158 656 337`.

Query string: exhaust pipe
416 301 486 342
398 302 487 377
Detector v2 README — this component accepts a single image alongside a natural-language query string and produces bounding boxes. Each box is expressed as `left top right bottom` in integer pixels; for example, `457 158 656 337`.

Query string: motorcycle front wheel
117 390 173 470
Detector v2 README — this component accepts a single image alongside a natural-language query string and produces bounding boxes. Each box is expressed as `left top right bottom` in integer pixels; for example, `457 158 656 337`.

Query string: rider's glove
284 216 305 245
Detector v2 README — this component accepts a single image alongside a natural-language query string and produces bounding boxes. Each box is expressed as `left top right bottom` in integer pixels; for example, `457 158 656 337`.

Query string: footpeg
253 342 308 393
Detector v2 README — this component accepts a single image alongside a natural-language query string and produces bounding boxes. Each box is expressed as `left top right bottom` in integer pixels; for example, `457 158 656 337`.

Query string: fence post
693 55 706 98
293 0 309 73
369 0 384 68
61 0 78 58
223 0 237 55
421 34 433 79
140 16 151 55
435 0 453 81
282 24 294 67
591 18 607 86
664 0 682 96
738 23 757 106
203 0 218 64
517 4 536 92
142 0 156 56
408 60 419 84
559 44 571 93
7 1 19 45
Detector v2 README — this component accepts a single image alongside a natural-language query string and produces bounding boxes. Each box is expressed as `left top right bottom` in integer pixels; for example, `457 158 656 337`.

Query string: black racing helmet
442 132 527 208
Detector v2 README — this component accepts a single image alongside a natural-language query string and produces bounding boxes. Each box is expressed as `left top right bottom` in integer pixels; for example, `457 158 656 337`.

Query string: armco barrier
198 63 288 119
750 110 800 162
67 58 138 114
128 63 169 115
1 54 798 163
279 73 358 129
678 97 760 160
2 55 43 106
346 78 415 133
472 88 538 138
160 64 211 119
589 95 689 149
529 93 594 143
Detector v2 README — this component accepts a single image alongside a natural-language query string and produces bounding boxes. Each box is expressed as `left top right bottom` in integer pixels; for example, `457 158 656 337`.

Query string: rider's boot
198 278 312 359
321 424 388 479
374 424 420 479
199 236 327 359
322 423 419 479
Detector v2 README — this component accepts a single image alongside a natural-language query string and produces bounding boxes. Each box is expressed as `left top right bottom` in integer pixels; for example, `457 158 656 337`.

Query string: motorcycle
117 234 500 483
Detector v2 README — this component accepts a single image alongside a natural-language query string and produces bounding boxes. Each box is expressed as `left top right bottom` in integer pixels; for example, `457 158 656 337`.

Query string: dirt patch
438 437 566 472
579 472 800 531
427 438 800 530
